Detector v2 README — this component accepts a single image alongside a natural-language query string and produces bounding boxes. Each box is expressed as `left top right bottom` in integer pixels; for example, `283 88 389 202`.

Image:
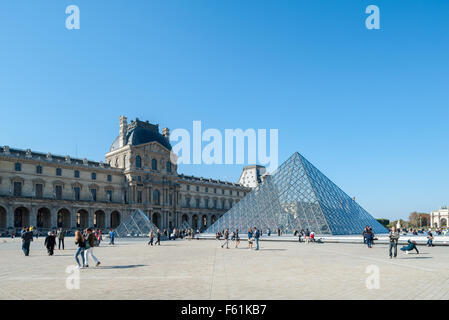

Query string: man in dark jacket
57 228 65 250
44 231 56 256
21 228 33 256
388 226 400 258
254 227 260 250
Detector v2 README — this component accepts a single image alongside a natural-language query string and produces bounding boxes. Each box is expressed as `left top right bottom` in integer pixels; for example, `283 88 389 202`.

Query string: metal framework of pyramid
115 209 158 237
205 152 388 235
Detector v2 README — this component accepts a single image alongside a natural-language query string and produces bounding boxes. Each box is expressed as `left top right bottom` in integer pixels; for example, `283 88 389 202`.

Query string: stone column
6 206 13 229
29 206 37 228
51 208 58 229
105 210 111 229
88 210 94 228
207 214 212 229
70 208 77 230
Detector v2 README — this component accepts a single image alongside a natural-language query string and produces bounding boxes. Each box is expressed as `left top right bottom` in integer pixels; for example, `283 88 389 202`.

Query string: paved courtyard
0 237 448 300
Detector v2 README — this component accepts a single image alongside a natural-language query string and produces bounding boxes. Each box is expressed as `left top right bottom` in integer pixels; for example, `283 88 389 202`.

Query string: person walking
365 228 374 248
305 229 310 243
84 228 101 267
148 230 154 246
267 228 271 236
97 229 103 246
57 228 65 250
247 228 253 249
109 229 115 245
253 227 260 251
362 226 369 244
44 231 56 256
388 226 400 259
221 228 230 249
74 230 87 269
235 229 240 248
155 229 161 246
21 228 33 256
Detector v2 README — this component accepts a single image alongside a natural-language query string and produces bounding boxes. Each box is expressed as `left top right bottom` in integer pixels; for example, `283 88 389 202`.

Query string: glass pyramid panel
205 152 388 235
115 209 158 237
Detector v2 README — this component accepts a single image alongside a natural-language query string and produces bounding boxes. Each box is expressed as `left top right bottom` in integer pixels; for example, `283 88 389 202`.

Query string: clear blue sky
1 0 448 221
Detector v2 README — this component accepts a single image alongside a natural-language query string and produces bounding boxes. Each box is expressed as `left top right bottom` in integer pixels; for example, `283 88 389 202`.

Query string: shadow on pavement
99 264 147 269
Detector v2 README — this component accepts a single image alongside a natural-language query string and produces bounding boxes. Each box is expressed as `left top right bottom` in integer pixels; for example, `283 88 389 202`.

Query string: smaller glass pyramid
115 209 159 237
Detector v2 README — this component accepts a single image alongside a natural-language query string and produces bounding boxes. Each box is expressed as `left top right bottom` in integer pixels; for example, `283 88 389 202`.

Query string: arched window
152 158 157 170
153 189 160 205
136 155 142 168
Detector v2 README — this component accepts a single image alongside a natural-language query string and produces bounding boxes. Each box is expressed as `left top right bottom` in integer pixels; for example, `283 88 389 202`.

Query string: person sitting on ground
400 239 419 254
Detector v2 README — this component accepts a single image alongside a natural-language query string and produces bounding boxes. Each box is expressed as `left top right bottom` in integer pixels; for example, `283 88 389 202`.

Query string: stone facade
430 207 449 228
0 116 250 234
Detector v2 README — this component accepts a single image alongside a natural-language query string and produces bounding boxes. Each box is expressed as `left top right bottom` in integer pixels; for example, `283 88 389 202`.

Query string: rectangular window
107 175 112 182
74 187 81 201
90 188 97 201
214 188 217 193
230 190 233 196
222 189 225 195
91 172 96 180
186 185 190 191
186 198 191 208
55 185 63 200
74 170 80 178
196 198 200 208
14 163 21 172
13 181 22 196
35 184 43 198
56 168 62 176
36 166 42 174
196 186 199 192
205 199 209 208
106 190 112 202
169 194 173 205
213 199 217 209
137 191 142 203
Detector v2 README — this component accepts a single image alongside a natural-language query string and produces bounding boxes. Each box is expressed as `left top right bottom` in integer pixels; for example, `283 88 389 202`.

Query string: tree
408 212 430 227
376 219 390 227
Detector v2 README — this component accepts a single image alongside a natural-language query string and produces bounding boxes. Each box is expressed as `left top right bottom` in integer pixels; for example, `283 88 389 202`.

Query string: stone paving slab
0 237 448 300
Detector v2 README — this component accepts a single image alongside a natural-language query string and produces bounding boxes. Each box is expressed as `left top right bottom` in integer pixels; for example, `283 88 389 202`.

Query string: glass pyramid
205 152 388 235
115 209 159 237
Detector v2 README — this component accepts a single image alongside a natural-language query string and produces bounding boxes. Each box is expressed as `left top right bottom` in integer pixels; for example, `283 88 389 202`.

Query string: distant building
0 116 250 234
430 207 449 228
238 165 268 188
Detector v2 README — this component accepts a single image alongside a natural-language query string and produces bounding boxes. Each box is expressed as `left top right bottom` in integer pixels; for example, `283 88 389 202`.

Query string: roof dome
110 119 172 151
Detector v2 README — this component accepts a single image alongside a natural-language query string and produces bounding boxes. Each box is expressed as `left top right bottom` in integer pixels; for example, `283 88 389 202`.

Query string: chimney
119 116 128 148
162 127 170 138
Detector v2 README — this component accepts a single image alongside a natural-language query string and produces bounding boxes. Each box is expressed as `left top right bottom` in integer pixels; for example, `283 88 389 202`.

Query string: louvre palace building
0 116 252 234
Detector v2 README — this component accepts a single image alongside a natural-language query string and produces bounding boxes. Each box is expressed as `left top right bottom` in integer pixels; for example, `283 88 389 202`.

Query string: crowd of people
17 225 116 270
12 222 448 266
216 227 260 250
